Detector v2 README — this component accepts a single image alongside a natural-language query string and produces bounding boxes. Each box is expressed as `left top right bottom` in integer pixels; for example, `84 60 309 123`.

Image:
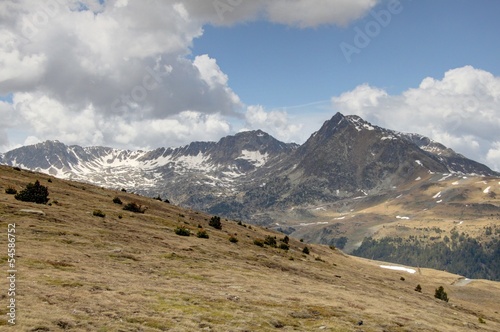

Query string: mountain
1 113 497 222
3 113 500 280
2 165 500 331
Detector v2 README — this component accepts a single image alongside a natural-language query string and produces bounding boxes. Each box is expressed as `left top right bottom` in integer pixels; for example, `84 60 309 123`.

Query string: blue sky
192 0 500 108
1 0 500 170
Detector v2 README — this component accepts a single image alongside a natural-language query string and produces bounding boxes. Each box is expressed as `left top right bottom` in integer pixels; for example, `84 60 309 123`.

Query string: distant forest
353 229 500 281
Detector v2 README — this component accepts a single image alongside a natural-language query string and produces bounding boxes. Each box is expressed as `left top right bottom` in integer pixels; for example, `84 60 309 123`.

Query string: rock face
1 113 497 224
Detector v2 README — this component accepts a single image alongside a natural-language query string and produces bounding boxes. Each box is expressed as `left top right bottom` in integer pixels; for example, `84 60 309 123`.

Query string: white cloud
0 0 381 152
244 105 303 142
333 66 500 170
265 0 378 28
185 0 379 27
486 142 500 172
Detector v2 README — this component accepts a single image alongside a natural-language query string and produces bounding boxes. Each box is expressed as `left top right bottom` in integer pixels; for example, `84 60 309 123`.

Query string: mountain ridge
1 112 498 224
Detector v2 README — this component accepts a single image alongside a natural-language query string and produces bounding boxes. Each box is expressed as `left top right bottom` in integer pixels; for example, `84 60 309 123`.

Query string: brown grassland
0 165 499 331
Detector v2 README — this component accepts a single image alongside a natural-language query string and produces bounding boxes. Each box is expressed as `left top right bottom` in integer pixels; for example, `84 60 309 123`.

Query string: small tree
434 286 449 302
209 216 222 230
264 235 277 247
281 236 289 244
302 246 310 255
112 197 123 205
415 284 422 292
15 180 49 204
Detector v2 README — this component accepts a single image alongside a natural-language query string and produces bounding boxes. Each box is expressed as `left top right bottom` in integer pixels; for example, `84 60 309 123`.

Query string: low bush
93 210 106 218
5 187 17 195
197 230 209 239
264 235 277 247
123 202 146 213
415 284 422 292
279 243 289 251
112 197 123 205
302 246 310 255
174 227 190 236
254 239 265 247
14 180 49 204
229 236 238 243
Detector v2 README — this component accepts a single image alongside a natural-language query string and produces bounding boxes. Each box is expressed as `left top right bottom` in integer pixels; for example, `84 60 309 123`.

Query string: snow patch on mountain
237 150 269 167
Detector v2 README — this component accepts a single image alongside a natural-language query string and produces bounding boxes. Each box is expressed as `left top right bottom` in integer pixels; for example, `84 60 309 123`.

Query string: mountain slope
1 165 499 331
0 113 497 224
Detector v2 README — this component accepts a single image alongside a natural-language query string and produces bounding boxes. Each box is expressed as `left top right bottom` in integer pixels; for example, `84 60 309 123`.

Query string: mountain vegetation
353 234 500 280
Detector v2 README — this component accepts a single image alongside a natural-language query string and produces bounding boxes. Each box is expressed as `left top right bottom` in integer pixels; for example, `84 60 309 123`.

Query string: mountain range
3 112 500 280
1 112 497 225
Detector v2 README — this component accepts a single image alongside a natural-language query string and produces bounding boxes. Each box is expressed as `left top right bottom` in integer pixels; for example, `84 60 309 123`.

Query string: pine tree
434 286 449 302
15 180 49 204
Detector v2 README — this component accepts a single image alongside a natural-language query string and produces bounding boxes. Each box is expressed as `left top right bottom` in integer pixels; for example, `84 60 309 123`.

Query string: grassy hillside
1 165 499 331
278 173 500 280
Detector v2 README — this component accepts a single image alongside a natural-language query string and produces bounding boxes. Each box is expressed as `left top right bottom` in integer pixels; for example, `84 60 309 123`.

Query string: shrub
5 187 17 195
14 180 49 204
153 195 162 201
279 243 289 251
280 236 289 244
121 188 127 192
13 167 21 171
229 236 238 243
400 277 406 281
253 239 265 247
302 246 310 255
197 230 209 239
123 202 146 213
415 284 422 292
93 210 106 218
174 227 190 236
434 286 449 302
209 216 222 230
47 178 52 183
164 198 170 204
112 197 123 205
264 235 277 247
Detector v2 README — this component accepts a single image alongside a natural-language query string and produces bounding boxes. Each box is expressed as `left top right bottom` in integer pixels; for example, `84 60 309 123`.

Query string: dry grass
0 165 499 331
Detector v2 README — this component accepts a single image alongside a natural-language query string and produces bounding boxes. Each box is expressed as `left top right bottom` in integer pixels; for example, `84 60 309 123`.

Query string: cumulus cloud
244 105 303 142
0 0 380 151
333 66 500 170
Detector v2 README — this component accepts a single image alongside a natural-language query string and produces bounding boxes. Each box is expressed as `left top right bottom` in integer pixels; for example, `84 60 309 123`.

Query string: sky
1 0 500 170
